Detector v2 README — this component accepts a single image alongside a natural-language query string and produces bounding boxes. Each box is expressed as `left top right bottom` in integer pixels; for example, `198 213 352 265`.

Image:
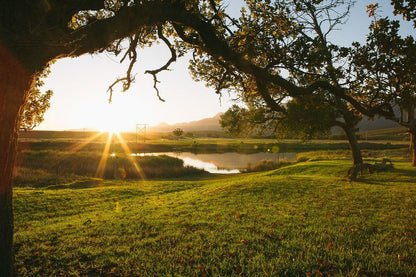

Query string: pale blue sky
37 0 414 131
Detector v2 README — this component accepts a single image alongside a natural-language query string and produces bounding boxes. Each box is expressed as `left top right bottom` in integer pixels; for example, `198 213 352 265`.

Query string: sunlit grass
13 159 416 275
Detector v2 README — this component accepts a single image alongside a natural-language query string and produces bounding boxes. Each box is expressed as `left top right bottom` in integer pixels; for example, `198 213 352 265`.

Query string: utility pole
136 124 149 143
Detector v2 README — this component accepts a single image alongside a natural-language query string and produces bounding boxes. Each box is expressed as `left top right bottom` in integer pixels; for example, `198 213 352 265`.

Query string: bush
296 156 310 163
245 159 290 172
173 128 184 137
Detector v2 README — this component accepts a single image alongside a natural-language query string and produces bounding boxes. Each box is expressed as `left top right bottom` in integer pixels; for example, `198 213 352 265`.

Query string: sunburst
114 132 146 180
95 132 113 178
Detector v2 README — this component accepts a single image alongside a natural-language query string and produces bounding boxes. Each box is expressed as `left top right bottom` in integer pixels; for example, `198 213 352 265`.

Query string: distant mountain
152 111 403 135
151 113 223 132
333 107 401 134
60 109 402 135
357 115 401 131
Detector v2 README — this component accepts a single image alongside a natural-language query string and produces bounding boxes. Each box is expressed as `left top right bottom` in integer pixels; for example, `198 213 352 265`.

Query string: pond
131 152 297 174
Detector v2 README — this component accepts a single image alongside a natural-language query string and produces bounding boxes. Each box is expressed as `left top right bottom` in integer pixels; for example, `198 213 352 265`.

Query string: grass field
17 130 407 155
13 156 416 275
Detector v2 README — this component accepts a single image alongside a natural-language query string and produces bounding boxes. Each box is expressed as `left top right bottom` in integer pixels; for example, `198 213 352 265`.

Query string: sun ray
114 132 147 181
34 131 105 172
66 131 104 154
95 132 113 178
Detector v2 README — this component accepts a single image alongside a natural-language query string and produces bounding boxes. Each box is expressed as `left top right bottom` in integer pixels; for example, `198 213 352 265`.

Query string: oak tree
352 17 416 165
189 0 370 166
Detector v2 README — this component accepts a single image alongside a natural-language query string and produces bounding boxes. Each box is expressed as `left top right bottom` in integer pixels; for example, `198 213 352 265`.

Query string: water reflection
131 152 296 174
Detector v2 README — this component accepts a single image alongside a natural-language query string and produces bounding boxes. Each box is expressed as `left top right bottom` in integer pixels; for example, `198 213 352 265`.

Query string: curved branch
144 26 177 102
255 79 287 114
107 35 139 102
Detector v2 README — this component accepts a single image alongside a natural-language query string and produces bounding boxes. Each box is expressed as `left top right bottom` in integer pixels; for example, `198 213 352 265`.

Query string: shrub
245 159 290 172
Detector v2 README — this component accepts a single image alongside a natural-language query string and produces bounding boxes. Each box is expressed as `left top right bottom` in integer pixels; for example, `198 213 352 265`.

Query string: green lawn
13 159 416 276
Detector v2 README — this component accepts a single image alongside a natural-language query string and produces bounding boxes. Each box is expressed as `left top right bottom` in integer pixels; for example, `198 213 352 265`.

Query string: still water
132 152 297 174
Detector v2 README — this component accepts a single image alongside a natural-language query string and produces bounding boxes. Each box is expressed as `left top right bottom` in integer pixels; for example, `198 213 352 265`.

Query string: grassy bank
18 136 407 155
14 152 205 187
13 159 416 276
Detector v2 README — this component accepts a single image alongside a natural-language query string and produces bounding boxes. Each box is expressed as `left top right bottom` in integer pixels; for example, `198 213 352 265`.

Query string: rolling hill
151 113 223 133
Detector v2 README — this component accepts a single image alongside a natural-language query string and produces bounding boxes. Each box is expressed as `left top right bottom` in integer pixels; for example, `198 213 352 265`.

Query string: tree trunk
410 131 416 167
0 44 33 276
406 105 416 167
344 124 363 166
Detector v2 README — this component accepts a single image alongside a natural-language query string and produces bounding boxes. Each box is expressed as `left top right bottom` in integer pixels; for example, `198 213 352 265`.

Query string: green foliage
351 15 416 160
391 0 416 26
20 68 53 131
351 17 416 110
276 95 338 141
219 105 249 137
221 95 338 140
172 128 184 137
189 0 364 162
220 104 281 138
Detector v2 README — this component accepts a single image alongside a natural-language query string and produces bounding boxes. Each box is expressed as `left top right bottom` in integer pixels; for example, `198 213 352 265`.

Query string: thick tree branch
64 1 186 57
255 79 287 114
174 7 398 120
54 0 106 22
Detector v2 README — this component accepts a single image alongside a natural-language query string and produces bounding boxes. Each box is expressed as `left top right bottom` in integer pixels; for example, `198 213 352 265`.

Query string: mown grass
13 158 416 276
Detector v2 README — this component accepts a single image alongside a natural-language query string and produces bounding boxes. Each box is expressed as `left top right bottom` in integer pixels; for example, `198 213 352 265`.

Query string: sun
93 101 137 133
97 117 128 133
98 123 124 133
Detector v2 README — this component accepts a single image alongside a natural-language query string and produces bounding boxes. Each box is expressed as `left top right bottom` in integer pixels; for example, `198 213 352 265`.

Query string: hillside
13 158 416 275
151 113 223 132
31 112 403 137
357 115 401 131
152 112 402 138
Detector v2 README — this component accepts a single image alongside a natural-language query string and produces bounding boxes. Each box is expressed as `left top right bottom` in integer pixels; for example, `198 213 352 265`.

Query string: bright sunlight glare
94 96 153 133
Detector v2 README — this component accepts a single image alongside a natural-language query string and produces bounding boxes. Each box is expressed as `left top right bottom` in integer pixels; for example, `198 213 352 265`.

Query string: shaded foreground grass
14 160 416 276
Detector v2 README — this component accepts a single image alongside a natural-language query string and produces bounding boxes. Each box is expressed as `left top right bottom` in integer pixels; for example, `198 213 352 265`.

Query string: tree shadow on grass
392 167 416 177
354 167 416 186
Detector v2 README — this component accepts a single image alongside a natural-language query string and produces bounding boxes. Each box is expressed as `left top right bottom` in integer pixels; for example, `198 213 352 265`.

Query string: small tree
173 128 184 137
221 95 337 141
220 105 249 137
276 95 338 141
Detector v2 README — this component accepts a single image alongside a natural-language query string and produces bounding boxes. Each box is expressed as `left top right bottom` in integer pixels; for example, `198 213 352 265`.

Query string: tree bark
410 131 416 167
343 123 363 166
0 43 33 276
406 105 416 167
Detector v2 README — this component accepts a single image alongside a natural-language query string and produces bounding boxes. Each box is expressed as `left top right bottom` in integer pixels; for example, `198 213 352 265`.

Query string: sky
36 0 414 132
